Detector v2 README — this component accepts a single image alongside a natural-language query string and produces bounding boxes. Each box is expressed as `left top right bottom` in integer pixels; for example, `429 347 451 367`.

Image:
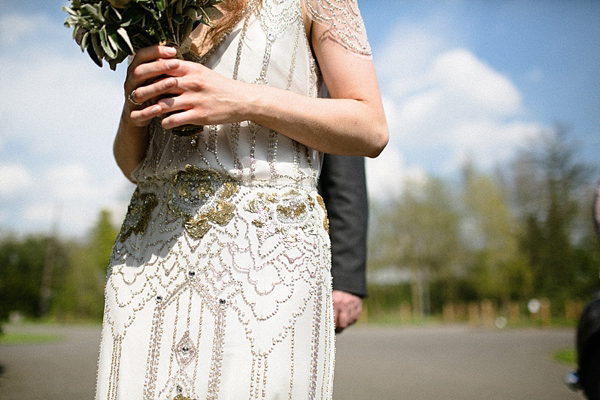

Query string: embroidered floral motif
245 189 319 239
167 165 239 239
118 189 158 242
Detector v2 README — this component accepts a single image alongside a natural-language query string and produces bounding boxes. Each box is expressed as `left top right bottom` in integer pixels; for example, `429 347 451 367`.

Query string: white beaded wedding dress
95 0 371 398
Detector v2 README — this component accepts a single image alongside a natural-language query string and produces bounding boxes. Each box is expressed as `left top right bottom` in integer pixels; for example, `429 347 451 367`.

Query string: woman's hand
123 45 178 127
127 52 251 130
114 45 181 181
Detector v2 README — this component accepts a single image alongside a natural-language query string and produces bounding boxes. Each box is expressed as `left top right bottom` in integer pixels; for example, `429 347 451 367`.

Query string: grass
553 347 576 365
0 332 64 345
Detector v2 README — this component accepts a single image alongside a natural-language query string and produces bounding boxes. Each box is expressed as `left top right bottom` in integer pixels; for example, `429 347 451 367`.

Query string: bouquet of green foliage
63 0 223 70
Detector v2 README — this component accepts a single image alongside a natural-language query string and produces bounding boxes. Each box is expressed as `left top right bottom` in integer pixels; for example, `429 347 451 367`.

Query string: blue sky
0 0 599 236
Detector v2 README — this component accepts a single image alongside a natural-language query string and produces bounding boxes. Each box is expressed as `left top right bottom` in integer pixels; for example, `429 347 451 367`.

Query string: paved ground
0 323 585 400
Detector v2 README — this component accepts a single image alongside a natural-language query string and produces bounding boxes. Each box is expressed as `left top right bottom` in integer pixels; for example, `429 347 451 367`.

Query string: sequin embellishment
118 189 158 242
316 194 330 233
245 189 316 238
173 395 194 400
167 165 239 239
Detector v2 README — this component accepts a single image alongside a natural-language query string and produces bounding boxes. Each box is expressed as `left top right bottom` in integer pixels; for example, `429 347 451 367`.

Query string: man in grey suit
319 154 368 333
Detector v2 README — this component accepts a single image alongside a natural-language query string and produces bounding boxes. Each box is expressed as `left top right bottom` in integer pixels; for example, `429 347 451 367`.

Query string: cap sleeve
304 0 372 57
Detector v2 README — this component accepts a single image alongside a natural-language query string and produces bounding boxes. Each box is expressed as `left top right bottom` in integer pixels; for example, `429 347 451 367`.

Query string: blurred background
0 1 599 399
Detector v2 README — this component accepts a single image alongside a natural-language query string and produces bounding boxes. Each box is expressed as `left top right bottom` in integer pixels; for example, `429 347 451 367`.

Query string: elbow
366 121 388 158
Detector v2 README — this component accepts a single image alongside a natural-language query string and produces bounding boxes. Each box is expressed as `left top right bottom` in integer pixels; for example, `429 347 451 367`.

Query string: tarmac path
0 323 584 400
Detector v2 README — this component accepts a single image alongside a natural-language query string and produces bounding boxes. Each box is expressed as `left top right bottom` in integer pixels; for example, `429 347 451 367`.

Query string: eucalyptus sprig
63 0 223 70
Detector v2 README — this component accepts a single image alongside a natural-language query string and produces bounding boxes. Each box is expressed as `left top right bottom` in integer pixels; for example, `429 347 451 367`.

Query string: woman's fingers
129 103 164 126
131 76 181 105
132 59 181 86
160 109 195 130
127 46 177 73
125 46 178 94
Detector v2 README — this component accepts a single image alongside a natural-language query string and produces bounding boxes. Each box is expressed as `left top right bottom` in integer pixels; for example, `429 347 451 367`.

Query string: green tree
508 126 597 305
461 164 532 306
54 209 118 320
369 177 463 317
0 235 67 320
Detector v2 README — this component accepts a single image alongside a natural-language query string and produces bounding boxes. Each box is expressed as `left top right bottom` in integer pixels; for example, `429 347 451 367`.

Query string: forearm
247 85 387 157
248 87 387 157
113 104 150 182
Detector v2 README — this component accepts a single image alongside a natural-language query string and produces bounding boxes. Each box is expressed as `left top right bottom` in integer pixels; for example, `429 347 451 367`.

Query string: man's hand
332 290 363 333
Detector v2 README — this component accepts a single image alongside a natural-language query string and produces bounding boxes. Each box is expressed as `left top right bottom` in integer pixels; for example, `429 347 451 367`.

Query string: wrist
241 83 272 124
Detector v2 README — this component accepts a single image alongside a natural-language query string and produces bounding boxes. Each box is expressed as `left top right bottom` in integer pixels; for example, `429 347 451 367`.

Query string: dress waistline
118 166 324 243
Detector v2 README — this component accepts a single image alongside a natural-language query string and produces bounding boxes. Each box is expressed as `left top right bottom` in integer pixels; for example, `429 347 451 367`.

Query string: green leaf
91 32 105 63
117 27 134 54
100 26 117 59
203 6 223 21
121 6 145 27
80 32 90 52
107 28 122 57
180 19 194 42
185 7 200 20
108 52 128 71
72 25 80 40
108 5 122 20
87 42 103 68
172 14 184 25
156 0 166 11
62 6 77 17
81 4 105 23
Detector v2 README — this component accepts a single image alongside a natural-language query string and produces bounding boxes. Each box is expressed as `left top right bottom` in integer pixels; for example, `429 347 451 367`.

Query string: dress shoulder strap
303 0 371 56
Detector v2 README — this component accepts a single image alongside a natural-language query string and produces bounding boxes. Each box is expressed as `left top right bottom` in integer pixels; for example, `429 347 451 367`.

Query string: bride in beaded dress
95 0 387 398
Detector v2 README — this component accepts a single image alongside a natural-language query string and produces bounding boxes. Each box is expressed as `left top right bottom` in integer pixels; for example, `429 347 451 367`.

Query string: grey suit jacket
318 154 368 298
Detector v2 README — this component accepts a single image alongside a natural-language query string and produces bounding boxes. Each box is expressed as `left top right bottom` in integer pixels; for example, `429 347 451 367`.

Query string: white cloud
0 54 124 158
430 49 522 116
370 19 544 199
23 203 57 228
0 163 34 196
366 146 427 201
45 164 99 201
19 163 133 236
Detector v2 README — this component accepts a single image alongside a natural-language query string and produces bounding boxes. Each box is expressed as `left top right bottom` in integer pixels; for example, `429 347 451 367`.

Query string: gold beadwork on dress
173 395 194 400
167 165 239 239
245 188 319 239
118 189 158 242
316 194 330 233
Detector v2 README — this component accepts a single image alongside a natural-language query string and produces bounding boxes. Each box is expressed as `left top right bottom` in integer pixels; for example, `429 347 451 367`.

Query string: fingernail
166 60 179 69
165 47 177 55
164 78 176 88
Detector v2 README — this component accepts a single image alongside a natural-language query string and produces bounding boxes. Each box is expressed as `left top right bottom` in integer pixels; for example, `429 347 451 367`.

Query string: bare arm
130 56 387 156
